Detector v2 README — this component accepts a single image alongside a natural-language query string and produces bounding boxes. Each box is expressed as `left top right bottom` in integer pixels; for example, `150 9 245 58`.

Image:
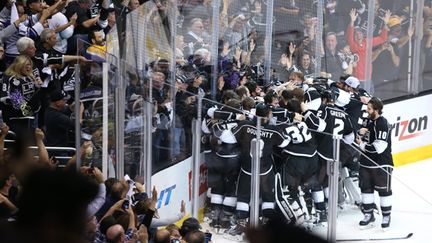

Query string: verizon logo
392 116 428 141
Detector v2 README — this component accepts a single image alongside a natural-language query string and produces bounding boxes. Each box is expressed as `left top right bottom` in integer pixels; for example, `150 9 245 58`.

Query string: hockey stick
336 233 413 242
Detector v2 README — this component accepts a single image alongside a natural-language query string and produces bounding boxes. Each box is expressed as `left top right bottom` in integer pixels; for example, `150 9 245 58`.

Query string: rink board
384 94 432 166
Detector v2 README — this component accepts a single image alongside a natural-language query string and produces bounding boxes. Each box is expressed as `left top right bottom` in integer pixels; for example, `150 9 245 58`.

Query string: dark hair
242 97 256 111
221 90 240 104
244 81 258 94
368 97 383 115
88 29 98 43
236 86 249 98
224 99 242 113
184 230 205 243
286 99 302 113
100 216 116 235
264 90 278 105
291 88 305 102
281 90 293 101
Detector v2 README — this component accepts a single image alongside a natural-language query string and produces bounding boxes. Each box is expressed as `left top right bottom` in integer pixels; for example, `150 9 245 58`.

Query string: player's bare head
368 97 383 115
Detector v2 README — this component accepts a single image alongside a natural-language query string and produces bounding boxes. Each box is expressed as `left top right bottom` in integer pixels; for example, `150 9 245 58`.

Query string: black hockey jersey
359 116 393 167
212 120 240 158
222 119 290 173
317 104 354 160
344 89 371 132
271 107 295 124
281 121 317 157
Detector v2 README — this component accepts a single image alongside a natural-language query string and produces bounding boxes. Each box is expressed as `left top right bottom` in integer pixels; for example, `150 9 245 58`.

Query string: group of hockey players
199 72 394 240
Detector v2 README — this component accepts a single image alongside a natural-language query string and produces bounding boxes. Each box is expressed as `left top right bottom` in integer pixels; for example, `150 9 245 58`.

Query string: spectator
346 8 390 80
3 0 52 66
85 29 107 62
128 0 141 12
296 51 314 78
154 229 171 243
44 89 83 147
184 230 206 243
4 55 42 135
180 217 202 238
0 172 18 219
166 224 182 241
184 18 209 55
45 0 77 54
5 168 99 243
321 32 344 80
65 0 110 54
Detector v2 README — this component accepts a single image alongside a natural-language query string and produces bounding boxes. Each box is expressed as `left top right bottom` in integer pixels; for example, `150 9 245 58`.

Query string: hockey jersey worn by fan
359 116 393 167
344 89 371 132
317 104 355 160
222 119 290 173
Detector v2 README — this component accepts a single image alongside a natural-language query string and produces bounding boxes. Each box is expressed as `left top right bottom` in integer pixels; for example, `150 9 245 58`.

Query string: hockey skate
316 209 328 226
359 213 375 229
220 210 236 229
209 207 222 232
381 215 391 231
224 218 246 242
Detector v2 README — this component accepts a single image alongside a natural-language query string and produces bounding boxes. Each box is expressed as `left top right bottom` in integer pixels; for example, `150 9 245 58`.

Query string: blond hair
5 55 33 79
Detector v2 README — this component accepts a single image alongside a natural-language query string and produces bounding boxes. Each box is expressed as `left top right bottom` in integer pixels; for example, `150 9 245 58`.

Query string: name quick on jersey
246 127 274 138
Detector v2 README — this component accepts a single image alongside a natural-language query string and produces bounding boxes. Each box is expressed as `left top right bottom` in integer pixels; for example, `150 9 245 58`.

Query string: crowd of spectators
0 0 432 242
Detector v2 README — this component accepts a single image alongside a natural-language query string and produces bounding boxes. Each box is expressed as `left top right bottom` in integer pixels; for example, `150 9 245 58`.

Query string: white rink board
151 155 208 218
384 94 432 153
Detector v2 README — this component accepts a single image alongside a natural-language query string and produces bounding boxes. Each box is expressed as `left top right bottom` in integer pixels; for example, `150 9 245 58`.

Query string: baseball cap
387 16 402 28
343 76 360 89
50 90 69 102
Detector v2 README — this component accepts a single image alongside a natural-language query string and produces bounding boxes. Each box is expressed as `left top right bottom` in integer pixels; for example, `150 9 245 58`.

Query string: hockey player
221 103 290 239
355 97 393 230
281 93 327 224
208 99 242 230
316 89 355 209
340 76 371 133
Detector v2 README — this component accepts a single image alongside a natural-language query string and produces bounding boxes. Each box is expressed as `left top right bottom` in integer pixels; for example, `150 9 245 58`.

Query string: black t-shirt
65 1 92 35
359 116 393 167
44 106 74 147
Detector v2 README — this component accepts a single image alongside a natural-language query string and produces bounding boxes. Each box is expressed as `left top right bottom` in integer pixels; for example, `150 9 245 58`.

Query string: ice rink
205 158 432 243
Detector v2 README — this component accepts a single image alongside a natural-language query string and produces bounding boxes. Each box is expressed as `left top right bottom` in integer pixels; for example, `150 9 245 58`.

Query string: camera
122 200 130 210
170 239 180 243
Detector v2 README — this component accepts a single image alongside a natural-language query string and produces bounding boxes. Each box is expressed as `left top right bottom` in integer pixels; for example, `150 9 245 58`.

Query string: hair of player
368 97 383 115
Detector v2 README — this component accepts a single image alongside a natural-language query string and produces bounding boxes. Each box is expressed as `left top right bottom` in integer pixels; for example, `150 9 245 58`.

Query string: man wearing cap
44 89 83 147
341 76 371 133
